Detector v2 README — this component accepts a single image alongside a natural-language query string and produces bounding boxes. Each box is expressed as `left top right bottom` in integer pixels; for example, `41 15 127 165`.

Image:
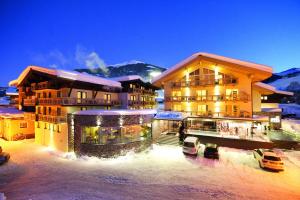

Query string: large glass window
81 124 151 145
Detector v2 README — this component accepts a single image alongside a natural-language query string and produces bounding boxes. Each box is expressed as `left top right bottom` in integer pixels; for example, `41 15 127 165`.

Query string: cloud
30 49 69 69
75 45 109 74
29 45 109 75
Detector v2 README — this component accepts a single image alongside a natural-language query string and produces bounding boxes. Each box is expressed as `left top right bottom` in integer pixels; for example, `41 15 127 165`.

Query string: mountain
263 67 300 90
263 67 300 104
74 61 166 82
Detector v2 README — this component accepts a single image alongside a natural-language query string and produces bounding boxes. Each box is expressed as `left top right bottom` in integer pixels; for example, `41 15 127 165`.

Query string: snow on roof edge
9 65 121 88
255 82 294 96
110 75 144 82
152 52 273 84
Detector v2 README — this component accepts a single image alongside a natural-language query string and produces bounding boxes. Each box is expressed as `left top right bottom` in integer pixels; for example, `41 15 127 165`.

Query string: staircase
156 134 179 146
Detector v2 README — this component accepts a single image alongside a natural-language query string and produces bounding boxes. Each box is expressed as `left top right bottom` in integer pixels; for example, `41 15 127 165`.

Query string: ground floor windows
81 124 151 145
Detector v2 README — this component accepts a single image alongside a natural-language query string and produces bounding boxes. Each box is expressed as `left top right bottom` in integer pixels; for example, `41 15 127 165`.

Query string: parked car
182 136 200 156
204 143 219 159
253 149 284 171
0 146 10 165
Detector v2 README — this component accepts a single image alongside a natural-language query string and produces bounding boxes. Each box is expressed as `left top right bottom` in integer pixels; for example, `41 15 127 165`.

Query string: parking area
0 139 300 200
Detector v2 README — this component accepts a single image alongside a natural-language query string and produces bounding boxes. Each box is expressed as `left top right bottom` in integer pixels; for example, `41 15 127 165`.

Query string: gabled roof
254 82 294 96
152 52 273 85
9 66 121 88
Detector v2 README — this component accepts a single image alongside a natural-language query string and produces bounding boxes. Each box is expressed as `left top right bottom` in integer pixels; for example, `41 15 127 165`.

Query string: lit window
20 122 27 128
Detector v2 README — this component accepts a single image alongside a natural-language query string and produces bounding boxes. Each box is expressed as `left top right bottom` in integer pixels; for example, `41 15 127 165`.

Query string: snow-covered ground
282 119 300 135
0 140 300 200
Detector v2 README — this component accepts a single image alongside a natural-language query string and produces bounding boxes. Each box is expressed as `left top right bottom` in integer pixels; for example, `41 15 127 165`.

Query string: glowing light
149 71 162 78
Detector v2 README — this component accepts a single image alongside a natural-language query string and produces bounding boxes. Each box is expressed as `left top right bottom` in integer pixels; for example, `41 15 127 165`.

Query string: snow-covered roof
184 136 199 143
73 109 157 116
9 66 121 88
154 111 187 120
110 75 144 82
261 108 282 113
152 52 273 84
254 82 294 96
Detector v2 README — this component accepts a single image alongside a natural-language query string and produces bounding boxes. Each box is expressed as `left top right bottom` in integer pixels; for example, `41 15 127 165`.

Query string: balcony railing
181 111 251 118
37 114 67 124
171 78 237 88
128 100 157 106
38 98 120 106
23 98 36 106
165 94 249 102
24 112 37 121
128 88 157 96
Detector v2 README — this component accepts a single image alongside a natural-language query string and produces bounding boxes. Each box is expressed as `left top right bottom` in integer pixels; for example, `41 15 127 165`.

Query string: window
20 122 27 128
57 91 61 98
172 91 181 97
173 104 182 111
226 89 238 100
197 90 207 100
130 95 136 101
198 105 208 114
57 125 61 133
44 123 47 129
43 107 46 115
104 94 111 103
37 93 41 98
48 92 51 98
57 107 61 116
48 107 52 115
37 107 41 114
77 91 87 103
54 125 57 131
43 92 47 98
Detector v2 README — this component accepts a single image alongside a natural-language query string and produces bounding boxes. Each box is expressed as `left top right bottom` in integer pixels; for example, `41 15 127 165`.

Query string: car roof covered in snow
184 136 199 143
9 66 122 88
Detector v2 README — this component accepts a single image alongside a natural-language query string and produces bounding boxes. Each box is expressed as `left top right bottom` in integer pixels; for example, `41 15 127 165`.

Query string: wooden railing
171 78 237 88
38 98 120 106
165 94 249 102
128 100 157 106
23 98 36 106
128 88 157 96
24 112 37 121
37 114 67 123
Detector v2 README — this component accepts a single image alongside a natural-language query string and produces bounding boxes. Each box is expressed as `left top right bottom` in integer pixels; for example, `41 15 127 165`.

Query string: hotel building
9 66 157 152
152 53 293 140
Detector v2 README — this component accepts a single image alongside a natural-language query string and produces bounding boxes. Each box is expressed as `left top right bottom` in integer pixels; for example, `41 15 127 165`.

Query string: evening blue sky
1 0 300 86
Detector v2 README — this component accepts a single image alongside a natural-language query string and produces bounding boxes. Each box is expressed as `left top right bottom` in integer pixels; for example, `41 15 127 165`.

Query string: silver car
182 136 200 156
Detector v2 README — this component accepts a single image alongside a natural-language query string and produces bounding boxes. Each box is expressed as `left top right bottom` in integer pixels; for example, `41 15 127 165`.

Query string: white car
182 136 200 155
253 149 284 171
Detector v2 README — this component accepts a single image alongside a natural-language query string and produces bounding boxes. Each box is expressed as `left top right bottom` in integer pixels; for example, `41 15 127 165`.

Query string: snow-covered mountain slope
75 61 166 82
263 67 300 90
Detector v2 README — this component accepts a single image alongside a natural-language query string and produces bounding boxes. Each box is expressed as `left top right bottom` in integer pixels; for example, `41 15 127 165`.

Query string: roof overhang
254 82 294 96
152 52 273 87
9 66 122 88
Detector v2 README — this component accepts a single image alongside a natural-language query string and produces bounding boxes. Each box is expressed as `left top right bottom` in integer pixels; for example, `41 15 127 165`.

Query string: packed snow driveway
0 139 300 200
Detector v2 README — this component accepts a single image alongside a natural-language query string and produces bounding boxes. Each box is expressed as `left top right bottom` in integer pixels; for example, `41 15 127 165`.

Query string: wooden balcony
165 94 249 102
37 114 67 123
171 78 237 88
23 98 36 106
38 98 120 106
128 100 156 106
24 112 37 121
128 88 157 96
